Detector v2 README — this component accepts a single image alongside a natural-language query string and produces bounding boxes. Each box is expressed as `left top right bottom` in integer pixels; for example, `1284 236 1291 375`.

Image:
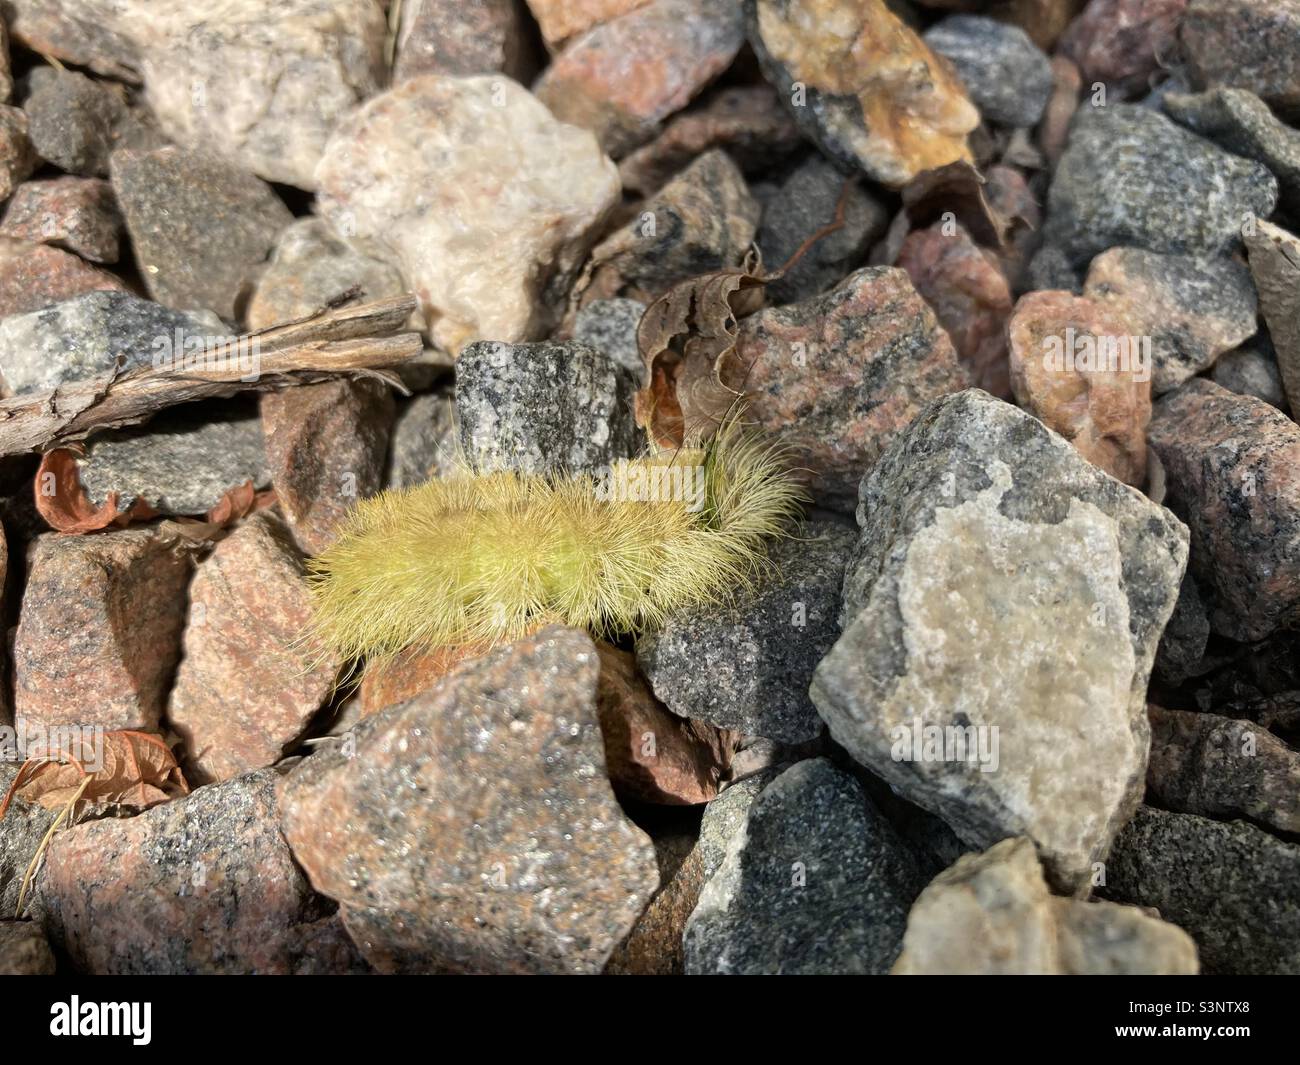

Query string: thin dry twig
0 294 423 458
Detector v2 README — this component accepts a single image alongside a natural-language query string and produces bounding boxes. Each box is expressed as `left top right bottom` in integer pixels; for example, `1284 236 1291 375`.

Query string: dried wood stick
0 294 423 457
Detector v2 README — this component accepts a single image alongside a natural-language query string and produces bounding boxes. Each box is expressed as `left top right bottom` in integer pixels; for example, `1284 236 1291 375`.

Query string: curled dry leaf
0 730 189 817
33 447 156 534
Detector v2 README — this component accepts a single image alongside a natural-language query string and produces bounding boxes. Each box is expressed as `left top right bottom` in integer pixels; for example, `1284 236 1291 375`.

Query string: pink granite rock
0 177 121 263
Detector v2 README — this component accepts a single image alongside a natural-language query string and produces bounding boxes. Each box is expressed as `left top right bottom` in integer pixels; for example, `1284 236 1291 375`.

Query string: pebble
1008 289 1151 486
0 921 56 975
812 389 1189 891
316 75 619 355
1058 0 1188 99
893 837 1198 974
1182 0 1300 115
21 67 126 176
0 105 33 200
684 758 924 974
393 0 533 83
1148 380 1300 642
386 391 459 490
38 769 362 974
1101 805 1300 975
637 521 855 744
1153 573 1210 685
754 154 888 306
525 0 650 47
1042 103 1278 268
0 238 126 319
572 298 648 379
534 0 745 156
0 764 58 919
1083 248 1258 396
1211 345 1289 412
14 529 190 733
111 146 292 321
733 266 971 510
605 832 703 975
278 628 661 974
923 15 1053 128
746 0 979 187
455 339 638 476
0 176 121 264
0 290 223 396
169 512 339 783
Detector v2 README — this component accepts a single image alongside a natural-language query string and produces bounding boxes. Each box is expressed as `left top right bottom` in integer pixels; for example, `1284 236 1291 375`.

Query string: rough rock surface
0 239 125 319
1043 104 1277 268
0 764 58 919
279 628 661 974
746 0 979 187
456 340 638 475
897 220 1013 398
246 218 410 332
1006 289 1151 485
733 266 971 510
0 921 56 975
387 392 459 489
261 379 395 556
394 0 533 83
1148 380 1300 642
525 0 651 47
111 146 292 321
696 769 780 880
1058 0 1187 98
0 291 224 397
0 105 34 200
811 390 1189 891
684 759 924 974
924 15 1053 128
1182 0 1300 115
754 154 887 306
1101 805 1300 975
1147 704 1300 834
0 177 121 263
573 298 647 379
595 643 732 805
169 513 339 783
316 75 619 355
38 769 359 974
21 67 134 176
1083 248 1258 395
535 0 745 156
581 149 760 304
14 529 191 732
77 409 268 516
893 837 1198 974
604 832 703 975
1166 87 1300 216
1153 573 1210 684
637 521 854 744
1212 346 1289 411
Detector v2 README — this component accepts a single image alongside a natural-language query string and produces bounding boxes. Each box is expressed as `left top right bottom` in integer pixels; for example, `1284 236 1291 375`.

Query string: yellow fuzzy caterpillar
306 420 805 661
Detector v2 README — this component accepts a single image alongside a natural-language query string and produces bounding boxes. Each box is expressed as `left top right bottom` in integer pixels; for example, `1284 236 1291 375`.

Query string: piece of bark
0 295 420 458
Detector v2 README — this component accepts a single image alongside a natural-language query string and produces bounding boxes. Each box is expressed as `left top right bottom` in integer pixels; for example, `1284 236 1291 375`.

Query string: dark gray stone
1100 805 1300 975
110 145 292 320
1153 572 1210 685
1166 87 1300 216
22 67 123 176
1044 104 1278 267
77 408 269 516
0 763 58 919
0 290 225 396
573 297 646 379
696 768 779 880
386 391 458 489
1025 243 1082 293
923 15 1053 128
637 520 855 744
456 339 639 476
754 154 887 305
684 758 923 974
0 920 56 974
812 389 1188 891
1212 345 1289 411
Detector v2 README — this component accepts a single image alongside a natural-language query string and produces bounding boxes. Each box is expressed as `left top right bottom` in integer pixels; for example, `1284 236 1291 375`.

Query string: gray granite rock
0 763 58 919
1153 572 1210 685
1044 104 1278 268
754 154 887 306
110 145 292 320
0 291 225 396
1166 87 1300 216
1147 704 1300 835
638 521 855 744
1083 248 1259 395
893 837 1198 975
924 15 1053 128
1025 243 1082 294
1212 345 1289 411
812 389 1189 892
456 340 639 476
386 391 458 489
1100 805 1300 975
22 67 123 176
684 758 923 974
696 768 780 881
573 297 647 380
77 407 268 515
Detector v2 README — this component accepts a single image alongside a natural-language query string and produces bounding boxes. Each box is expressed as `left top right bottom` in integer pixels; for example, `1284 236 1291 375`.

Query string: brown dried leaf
33 447 156 534
901 160 1019 251
8 730 188 813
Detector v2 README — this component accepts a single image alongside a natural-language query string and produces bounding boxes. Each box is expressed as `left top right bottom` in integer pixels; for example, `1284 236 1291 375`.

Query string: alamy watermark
151 327 261 382
594 461 707 513
0 717 105 772
1042 328 1151 384
891 718 1000 774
